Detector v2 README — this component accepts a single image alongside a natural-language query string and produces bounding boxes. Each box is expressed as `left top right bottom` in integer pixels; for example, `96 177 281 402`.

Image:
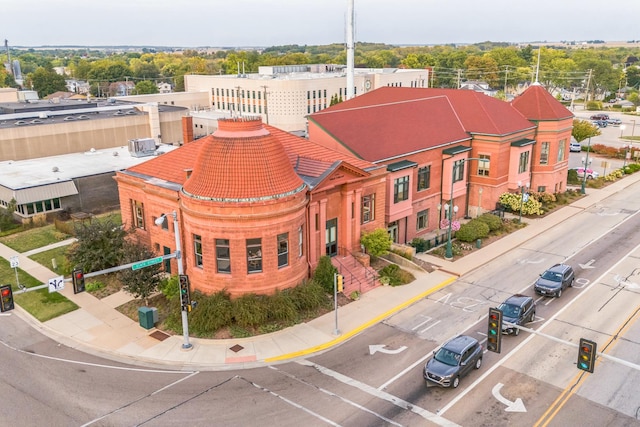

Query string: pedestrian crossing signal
0 284 14 312
337 274 344 293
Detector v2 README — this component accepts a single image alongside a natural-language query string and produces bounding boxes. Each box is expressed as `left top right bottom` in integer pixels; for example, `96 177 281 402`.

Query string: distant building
184 64 431 132
0 97 188 218
156 82 172 93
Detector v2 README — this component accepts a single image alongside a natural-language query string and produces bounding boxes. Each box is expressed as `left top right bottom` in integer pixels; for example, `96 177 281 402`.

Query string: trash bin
138 307 154 330
476 239 482 249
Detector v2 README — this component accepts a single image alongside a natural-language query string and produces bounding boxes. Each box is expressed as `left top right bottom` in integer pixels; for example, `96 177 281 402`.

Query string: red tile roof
309 87 535 162
511 84 574 120
122 118 378 195
181 118 305 200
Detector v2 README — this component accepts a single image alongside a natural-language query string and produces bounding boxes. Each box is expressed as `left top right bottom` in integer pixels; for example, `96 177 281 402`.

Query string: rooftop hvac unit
128 138 157 157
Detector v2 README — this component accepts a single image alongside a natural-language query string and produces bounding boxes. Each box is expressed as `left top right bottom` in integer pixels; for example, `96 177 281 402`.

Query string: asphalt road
2 173 640 426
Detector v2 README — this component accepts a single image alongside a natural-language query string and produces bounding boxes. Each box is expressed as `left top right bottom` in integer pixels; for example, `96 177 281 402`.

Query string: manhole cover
230 344 244 353
149 331 170 341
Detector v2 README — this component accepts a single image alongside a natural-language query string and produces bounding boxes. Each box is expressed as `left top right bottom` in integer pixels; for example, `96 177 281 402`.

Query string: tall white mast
346 0 355 100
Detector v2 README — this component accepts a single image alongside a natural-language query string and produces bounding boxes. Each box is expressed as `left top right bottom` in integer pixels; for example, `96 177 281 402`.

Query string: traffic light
336 274 344 293
72 268 85 294
179 274 191 312
0 285 14 312
577 338 597 373
487 307 503 353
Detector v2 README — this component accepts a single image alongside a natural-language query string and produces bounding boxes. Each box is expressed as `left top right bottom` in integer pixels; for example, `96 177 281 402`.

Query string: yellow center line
534 305 640 427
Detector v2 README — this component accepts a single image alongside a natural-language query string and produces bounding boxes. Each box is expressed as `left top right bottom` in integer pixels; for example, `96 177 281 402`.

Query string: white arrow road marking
579 259 596 269
614 274 640 289
369 344 408 355
492 383 527 412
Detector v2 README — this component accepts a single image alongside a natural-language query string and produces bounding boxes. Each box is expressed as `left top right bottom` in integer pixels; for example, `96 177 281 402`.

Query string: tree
28 67 67 98
135 80 158 95
572 119 601 143
0 199 17 232
66 220 127 273
312 256 338 293
117 239 163 305
626 66 640 90
361 228 392 257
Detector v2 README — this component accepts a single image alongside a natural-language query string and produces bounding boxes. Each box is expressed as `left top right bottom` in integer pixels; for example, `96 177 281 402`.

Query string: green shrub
499 192 544 216
286 279 329 311
455 219 490 242
232 293 269 328
476 213 503 232
160 275 179 300
85 281 105 292
188 290 233 335
379 264 401 286
361 228 392 256
377 263 415 286
313 256 338 293
409 237 428 253
266 289 298 323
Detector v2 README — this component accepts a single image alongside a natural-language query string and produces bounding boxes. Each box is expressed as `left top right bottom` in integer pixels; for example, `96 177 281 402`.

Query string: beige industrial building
184 64 431 132
0 92 187 218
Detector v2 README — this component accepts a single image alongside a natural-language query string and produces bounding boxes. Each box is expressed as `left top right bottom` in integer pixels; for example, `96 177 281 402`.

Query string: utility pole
456 69 463 89
503 66 509 97
584 69 593 104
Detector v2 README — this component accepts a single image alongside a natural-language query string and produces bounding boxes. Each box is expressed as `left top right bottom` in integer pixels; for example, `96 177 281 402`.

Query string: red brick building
307 85 573 244
115 117 387 297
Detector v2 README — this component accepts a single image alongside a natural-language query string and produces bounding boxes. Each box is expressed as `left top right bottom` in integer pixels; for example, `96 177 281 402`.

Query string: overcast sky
4 0 639 48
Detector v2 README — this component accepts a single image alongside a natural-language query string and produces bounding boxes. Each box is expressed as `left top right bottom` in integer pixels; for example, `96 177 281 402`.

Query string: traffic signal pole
503 323 640 372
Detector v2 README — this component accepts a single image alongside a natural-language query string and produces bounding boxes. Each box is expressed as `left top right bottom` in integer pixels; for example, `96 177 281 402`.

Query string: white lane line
270 366 403 427
0 338 194 373
246 377 341 427
297 359 460 427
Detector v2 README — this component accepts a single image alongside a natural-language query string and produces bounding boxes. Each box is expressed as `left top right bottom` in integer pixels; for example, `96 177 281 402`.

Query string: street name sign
132 256 163 271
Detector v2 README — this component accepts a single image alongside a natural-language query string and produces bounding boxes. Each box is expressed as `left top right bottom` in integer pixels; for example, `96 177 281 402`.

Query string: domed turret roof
182 117 306 202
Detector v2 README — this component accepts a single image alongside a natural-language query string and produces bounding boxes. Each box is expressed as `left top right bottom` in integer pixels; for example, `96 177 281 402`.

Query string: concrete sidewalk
4 173 640 371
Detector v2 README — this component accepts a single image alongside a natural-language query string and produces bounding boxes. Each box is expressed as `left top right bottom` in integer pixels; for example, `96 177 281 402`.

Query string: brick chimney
182 116 194 144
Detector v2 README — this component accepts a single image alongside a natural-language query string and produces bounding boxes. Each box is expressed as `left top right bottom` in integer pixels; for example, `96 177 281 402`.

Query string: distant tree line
1 41 639 101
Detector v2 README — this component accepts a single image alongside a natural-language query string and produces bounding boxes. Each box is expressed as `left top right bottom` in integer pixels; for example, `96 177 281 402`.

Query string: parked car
607 118 622 126
424 335 483 388
534 264 575 297
497 294 536 336
571 167 599 179
570 141 582 152
590 113 609 121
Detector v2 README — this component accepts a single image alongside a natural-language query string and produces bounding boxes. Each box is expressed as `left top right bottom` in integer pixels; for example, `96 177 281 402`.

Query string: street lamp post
445 157 482 259
581 137 592 195
518 184 529 223
155 211 192 350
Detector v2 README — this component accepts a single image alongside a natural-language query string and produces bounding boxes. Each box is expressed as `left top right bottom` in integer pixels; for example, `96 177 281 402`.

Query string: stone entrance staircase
331 249 380 296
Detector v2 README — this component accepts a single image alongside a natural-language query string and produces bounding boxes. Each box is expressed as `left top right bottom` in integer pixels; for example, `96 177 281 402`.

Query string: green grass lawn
0 257 77 321
28 246 71 276
0 224 70 253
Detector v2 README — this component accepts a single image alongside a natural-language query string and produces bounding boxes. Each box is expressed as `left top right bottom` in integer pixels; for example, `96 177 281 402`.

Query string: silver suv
498 294 536 335
534 263 574 297
424 335 483 388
